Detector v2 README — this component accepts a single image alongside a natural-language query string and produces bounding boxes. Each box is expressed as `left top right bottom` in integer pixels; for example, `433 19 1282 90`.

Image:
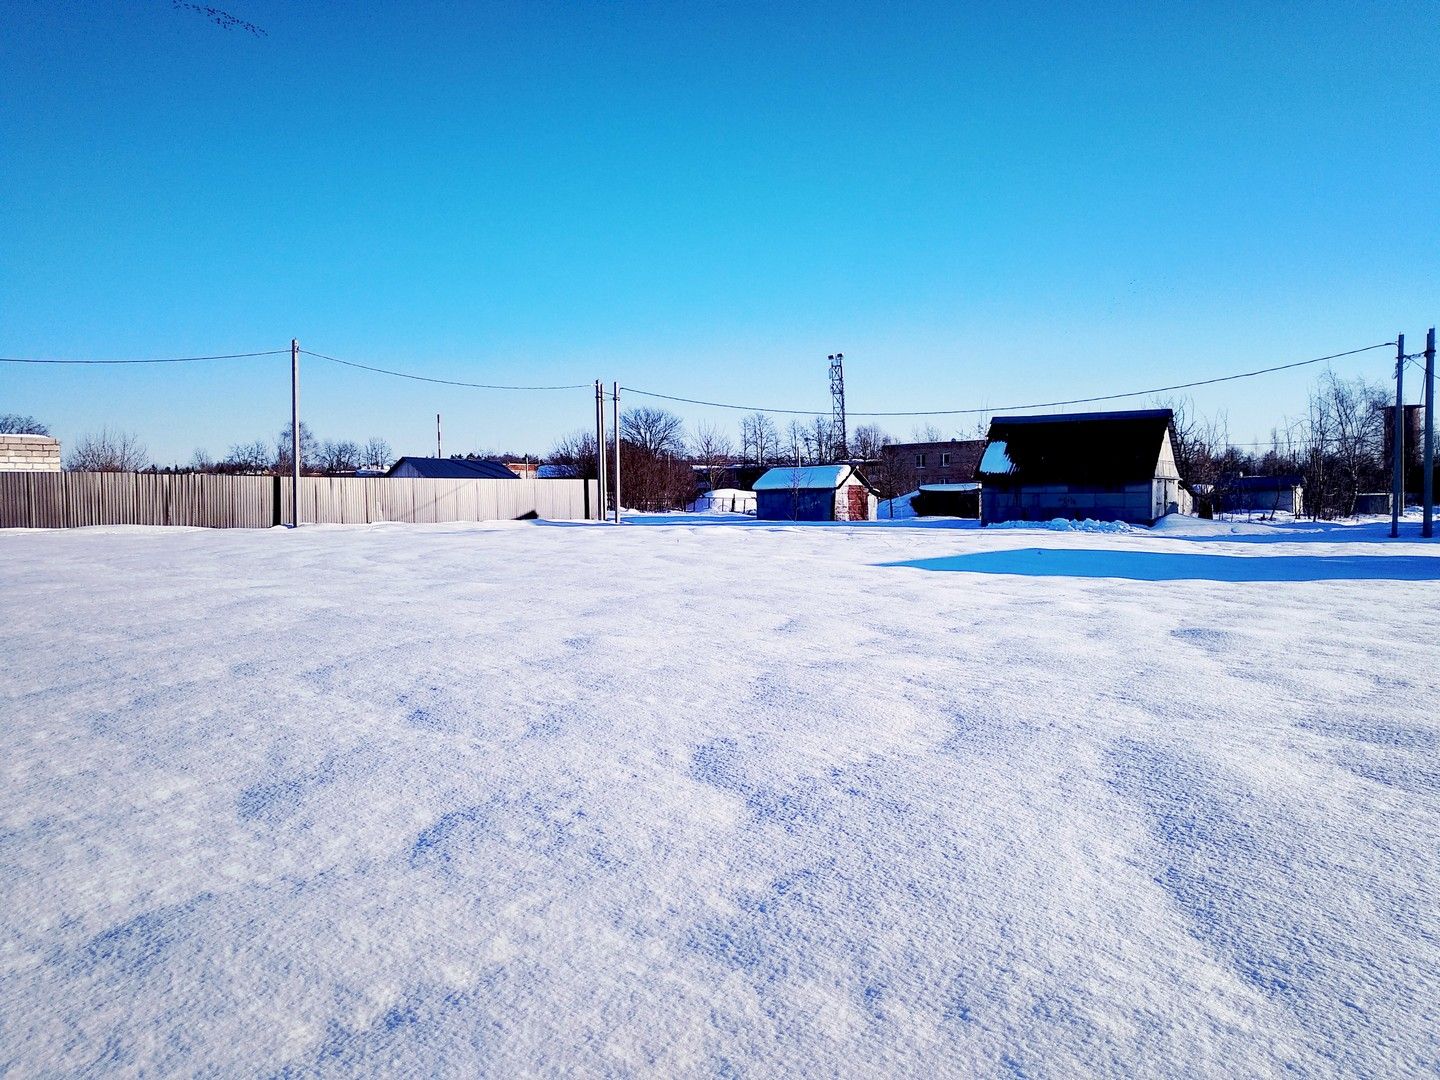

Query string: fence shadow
881 548 1440 583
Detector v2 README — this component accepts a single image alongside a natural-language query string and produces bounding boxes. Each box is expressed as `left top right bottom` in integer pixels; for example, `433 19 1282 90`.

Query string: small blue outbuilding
753 465 877 521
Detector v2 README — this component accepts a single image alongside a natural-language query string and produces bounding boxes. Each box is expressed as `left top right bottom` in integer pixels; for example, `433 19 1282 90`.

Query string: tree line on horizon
5 366 1414 518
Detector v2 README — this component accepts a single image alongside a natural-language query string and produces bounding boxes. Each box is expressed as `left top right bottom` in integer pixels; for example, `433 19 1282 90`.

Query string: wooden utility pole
290 338 301 528
612 382 622 523
436 413 442 458
595 380 609 520
1391 334 1405 538
1424 327 1435 539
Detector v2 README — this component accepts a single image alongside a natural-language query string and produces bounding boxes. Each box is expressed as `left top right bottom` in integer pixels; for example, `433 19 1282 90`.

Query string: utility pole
290 338 301 528
1424 327 1435 539
1391 334 1405 538
436 413 442 458
612 382 621 523
595 380 609 520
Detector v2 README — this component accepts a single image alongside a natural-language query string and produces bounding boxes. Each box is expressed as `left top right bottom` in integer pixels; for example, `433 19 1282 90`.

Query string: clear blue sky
3 1 1437 463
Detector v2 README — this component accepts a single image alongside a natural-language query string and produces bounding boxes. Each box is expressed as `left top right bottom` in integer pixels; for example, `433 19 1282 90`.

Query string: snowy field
2 516 1439 1077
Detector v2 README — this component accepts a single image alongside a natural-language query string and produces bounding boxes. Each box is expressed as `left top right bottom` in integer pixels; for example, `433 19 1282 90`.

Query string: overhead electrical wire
299 349 589 391
2 341 1404 415
0 349 289 365
620 342 1399 418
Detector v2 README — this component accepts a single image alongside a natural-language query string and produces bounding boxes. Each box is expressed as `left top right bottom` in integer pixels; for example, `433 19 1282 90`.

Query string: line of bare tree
1164 370 1394 519
16 363 1408 516
198 423 395 476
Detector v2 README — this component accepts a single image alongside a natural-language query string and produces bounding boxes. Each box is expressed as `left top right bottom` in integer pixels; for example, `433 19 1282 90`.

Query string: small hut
753 465 877 521
1222 474 1305 516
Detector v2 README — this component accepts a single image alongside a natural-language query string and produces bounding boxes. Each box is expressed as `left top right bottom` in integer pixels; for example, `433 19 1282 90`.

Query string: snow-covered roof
918 483 981 492
977 441 1015 477
752 465 856 491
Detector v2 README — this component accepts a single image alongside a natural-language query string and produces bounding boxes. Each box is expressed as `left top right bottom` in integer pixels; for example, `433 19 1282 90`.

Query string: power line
621 342 1397 418
299 349 588 391
0 349 288 365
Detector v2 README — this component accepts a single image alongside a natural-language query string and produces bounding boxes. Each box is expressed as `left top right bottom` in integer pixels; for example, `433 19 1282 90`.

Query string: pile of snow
2 521 1438 1075
878 490 918 519
1150 514 1287 537
687 488 755 514
988 516 1133 533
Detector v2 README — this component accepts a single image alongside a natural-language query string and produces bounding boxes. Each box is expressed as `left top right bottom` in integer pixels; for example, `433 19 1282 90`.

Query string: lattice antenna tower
828 352 847 460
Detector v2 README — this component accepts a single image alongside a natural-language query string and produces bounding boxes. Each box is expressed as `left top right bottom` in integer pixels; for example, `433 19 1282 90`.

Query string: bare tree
188 448 215 472
691 422 734 491
850 423 892 462
361 437 394 472
0 414 50 436
1303 371 1387 518
784 419 807 466
275 421 319 474
805 416 833 463
222 440 272 474
549 430 598 480
868 448 916 517
317 439 362 475
740 412 779 466
621 407 685 456
910 423 944 442
65 429 149 472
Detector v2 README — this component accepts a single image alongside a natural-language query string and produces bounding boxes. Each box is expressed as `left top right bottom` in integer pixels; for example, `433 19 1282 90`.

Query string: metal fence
0 472 598 529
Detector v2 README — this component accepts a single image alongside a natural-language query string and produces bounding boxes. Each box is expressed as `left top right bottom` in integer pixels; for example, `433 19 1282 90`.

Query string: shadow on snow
881 548 1440 582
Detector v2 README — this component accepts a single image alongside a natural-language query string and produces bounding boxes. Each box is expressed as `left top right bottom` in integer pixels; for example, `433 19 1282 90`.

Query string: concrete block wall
983 483 1159 525
0 434 61 472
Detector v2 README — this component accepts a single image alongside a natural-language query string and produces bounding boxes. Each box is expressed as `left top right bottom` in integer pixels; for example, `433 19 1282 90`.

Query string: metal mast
828 352 847 460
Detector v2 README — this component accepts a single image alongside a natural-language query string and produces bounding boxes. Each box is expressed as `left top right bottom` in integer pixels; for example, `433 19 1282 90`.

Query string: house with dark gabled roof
386 457 518 480
977 409 1189 525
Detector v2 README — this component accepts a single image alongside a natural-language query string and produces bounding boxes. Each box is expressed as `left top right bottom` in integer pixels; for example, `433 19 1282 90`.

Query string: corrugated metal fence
0 472 598 528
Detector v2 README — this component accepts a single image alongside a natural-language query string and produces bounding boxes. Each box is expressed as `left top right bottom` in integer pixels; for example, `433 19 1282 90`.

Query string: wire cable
621 342 1398 418
300 349 588 391
0 349 289 365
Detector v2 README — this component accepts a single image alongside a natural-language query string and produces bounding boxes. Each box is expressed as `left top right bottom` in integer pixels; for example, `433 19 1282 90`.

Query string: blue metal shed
753 465 877 521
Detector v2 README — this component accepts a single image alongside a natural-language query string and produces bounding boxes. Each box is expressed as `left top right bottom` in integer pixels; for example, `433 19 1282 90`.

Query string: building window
941 452 951 467
916 453 927 467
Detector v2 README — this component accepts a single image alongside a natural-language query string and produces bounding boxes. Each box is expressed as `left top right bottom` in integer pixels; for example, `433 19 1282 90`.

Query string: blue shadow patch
882 548 1440 582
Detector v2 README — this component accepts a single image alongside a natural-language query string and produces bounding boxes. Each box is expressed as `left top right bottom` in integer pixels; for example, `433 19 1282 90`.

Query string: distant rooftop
753 465 860 491
386 457 518 480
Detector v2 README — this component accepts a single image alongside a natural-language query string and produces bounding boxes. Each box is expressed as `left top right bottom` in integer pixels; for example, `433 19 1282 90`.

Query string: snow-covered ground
2 517 1438 1077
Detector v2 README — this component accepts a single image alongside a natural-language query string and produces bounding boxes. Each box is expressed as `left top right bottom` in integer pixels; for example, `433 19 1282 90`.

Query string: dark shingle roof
385 457 518 480
979 409 1174 486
